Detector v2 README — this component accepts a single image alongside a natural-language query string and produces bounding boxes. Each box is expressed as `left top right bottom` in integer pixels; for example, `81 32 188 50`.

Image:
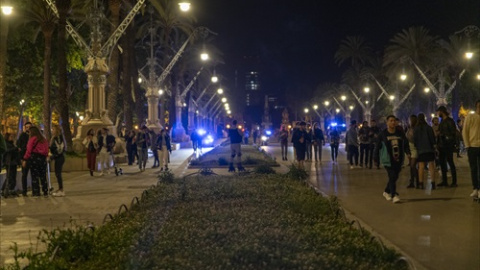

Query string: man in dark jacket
374 115 411 204
17 122 32 196
358 121 370 168
292 121 308 170
228 120 244 172
436 106 458 187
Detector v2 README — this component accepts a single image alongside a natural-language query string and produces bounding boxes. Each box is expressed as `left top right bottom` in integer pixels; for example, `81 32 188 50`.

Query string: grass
2 173 408 270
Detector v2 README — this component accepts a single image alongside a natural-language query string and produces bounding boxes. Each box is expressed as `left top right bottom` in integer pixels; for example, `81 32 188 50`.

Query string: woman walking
329 126 340 163
83 129 98 176
50 125 66 196
22 126 49 197
3 133 20 197
414 113 437 190
406 115 419 188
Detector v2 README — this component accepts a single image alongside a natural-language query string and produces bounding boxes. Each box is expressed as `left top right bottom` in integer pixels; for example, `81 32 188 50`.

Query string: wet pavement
262 142 480 270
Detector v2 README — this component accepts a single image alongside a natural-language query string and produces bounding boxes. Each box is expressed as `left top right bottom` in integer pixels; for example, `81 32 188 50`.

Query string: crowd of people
287 102 480 204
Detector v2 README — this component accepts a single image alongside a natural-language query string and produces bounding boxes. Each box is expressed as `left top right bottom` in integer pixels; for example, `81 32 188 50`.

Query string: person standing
312 122 325 163
405 115 418 188
17 122 32 196
50 125 66 197
243 129 250 145
346 120 359 169
436 106 458 187
462 100 480 198
253 128 258 145
305 124 313 161
414 113 437 190
279 125 289 161
150 129 159 168
83 129 98 176
368 119 381 169
191 129 199 153
329 126 340 163
22 126 49 197
97 128 116 175
156 128 172 171
292 121 308 170
136 126 151 172
125 130 136 165
228 120 244 172
358 121 370 168
432 116 441 170
3 133 19 197
374 115 410 203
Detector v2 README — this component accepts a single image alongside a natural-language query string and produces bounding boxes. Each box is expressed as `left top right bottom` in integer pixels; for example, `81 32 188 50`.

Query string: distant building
245 71 261 107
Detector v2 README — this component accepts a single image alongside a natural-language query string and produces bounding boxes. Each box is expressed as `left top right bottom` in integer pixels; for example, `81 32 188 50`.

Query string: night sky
196 0 480 101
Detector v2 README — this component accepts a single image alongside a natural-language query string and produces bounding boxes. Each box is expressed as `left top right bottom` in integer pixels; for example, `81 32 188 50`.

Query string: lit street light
304 108 309 113
364 87 370 93
341 95 346 101
178 2 191 12
324 101 330 106
221 97 227 103
465 52 474 59
200 53 209 61
1 5 12 15
313 104 318 110
400 74 407 81
424 87 430 93
389 95 395 100
211 75 218 83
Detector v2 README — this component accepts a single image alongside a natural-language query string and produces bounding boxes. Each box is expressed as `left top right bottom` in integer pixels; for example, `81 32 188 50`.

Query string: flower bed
189 144 278 168
3 173 408 270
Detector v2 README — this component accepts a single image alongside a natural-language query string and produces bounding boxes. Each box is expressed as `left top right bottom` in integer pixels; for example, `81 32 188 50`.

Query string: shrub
253 165 276 174
243 155 258 165
158 170 175 183
285 164 308 180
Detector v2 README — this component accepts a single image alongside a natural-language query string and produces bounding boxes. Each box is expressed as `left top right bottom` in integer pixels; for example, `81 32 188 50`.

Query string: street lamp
221 97 227 103
389 95 395 100
304 108 309 113
465 52 474 59
178 2 191 12
313 104 318 110
1 5 12 15
324 100 330 106
400 74 407 81
341 95 346 101
200 52 209 61
349 105 354 110
211 75 218 83
335 108 340 113
158 89 164 95
424 87 430 93
364 87 370 93
477 74 480 80
217 88 223 94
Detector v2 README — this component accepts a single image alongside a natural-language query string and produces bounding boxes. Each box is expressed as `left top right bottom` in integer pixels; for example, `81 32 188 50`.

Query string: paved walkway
0 147 199 266
262 142 480 270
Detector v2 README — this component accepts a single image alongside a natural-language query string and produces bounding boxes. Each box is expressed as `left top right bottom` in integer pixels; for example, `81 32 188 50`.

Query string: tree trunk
0 15 9 131
107 0 121 123
56 0 73 150
121 5 133 131
43 28 54 141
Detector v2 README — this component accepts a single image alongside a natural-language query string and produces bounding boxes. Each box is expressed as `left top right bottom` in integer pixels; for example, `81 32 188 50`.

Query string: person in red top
22 126 49 197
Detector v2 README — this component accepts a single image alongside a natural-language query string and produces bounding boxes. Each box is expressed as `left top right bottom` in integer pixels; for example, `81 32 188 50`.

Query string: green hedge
2 174 408 270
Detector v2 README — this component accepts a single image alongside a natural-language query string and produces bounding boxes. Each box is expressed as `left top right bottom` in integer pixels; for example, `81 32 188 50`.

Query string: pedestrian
358 121 370 168
346 120 359 169
462 100 480 198
414 113 437 190
279 124 289 161
329 126 340 163
150 129 159 168
455 118 463 158
3 133 19 197
17 121 32 196
305 124 313 161
436 106 457 187
50 125 66 197
191 129 199 153
243 129 250 145
136 126 151 172
374 115 410 203
0 131 5 174
156 128 172 171
97 128 116 175
292 121 308 170
125 130 136 165
22 126 49 197
312 122 325 163
405 115 418 188
253 128 258 144
432 116 441 170
368 119 381 169
228 120 244 172
83 129 98 176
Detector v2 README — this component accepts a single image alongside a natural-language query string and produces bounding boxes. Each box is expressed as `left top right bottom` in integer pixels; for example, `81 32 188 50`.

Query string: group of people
1 122 66 198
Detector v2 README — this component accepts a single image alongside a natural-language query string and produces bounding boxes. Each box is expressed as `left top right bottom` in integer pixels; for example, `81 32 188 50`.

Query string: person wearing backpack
374 115 411 204
50 125 66 197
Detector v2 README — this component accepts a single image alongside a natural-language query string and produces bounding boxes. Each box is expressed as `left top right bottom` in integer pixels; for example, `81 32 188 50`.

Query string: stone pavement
0 147 200 266
262 142 480 270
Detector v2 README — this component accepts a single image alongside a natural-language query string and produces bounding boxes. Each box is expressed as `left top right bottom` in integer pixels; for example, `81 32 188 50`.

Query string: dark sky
196 0 480 99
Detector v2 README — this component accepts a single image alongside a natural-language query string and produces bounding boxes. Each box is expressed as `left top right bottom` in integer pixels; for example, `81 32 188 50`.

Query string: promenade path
262 142 480 270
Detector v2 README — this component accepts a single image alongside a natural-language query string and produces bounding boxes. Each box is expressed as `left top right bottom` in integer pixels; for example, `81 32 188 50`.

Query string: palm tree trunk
0 15 9 131
121 6 133 131
43 29 54 141
57 0 73 150
107 0 121 124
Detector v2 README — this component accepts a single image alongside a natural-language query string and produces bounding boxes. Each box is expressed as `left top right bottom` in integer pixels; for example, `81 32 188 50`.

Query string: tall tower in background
245 71 261 107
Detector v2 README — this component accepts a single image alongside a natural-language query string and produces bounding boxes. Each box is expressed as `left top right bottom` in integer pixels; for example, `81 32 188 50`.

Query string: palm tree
24 0 57 140
56 0 73 149
107 0 121 125
335 36 373 68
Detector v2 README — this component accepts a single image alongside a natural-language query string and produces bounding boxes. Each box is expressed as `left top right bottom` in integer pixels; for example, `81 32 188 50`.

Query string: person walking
97 128 116 175
191 129 200 153
358 121 370 168
368 119 381 169
346 120 359 169
243 129 250 145
312 122 325 163
253 128 258 145
17 122 32 196
279 125 289 161
125 130 136 165
436 106 458 187
83 129 98 176
228 120 245 172
329 126 340 163
50 125 66 197
406 115 419 188
150 129 159 168
156 128 172 171
292 121 308 170
462 100 480 198
136 126 151 172
22 126 49 197
374 115 411 203
3 133 19 197
414 113 437 190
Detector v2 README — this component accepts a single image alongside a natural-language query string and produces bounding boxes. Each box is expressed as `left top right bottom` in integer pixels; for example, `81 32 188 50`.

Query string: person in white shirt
462 100 480 198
